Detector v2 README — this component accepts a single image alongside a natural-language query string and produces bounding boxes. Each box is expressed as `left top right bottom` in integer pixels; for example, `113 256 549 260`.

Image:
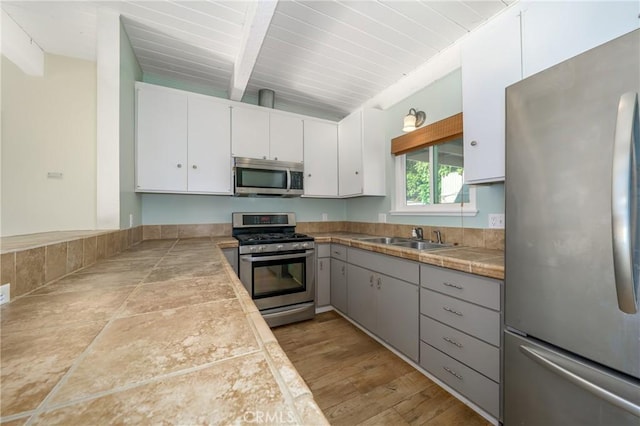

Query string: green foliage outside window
405 153 465 205
406 159 430 204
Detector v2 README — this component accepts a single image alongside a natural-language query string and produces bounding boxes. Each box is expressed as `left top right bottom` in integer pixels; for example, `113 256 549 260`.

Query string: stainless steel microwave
233 157 304 197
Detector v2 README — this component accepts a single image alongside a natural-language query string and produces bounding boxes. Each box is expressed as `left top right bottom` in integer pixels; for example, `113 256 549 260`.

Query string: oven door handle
240 251 314 262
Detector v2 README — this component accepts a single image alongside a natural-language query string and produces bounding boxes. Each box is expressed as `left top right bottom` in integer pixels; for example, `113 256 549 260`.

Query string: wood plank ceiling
1 1 511 120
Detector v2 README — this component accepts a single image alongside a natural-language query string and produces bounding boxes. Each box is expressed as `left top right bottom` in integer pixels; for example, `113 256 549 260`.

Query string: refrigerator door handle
520 344 640 418
611 91 639 314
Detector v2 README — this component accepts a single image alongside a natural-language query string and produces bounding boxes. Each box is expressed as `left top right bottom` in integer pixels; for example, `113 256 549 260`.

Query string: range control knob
302 242 310 249
276 244 284 251
257 245 265 252
292 243 300 250
250 246 257 253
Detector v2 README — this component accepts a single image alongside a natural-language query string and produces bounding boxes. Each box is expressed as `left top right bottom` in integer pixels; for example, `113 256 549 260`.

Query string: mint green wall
141 194 347 224
142 72 341 121
346 69 505 228
143 72 228 99
119 23 143 229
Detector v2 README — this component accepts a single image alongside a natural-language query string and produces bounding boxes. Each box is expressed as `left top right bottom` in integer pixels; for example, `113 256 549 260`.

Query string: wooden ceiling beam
228 0 278 101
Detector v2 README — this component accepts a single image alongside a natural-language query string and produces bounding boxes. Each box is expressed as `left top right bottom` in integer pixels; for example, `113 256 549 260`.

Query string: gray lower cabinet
316 244 331 307
330 244 348 313
222 248 238 275
377 273 419 360
419 264 503 419
346 248 420 362
347 264 376 331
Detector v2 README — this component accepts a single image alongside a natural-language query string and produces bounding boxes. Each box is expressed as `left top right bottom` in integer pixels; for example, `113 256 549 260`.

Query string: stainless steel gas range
232 212 315 327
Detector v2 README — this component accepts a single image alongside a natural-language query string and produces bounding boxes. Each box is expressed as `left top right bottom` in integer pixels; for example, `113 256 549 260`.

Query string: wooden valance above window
391 112 463 155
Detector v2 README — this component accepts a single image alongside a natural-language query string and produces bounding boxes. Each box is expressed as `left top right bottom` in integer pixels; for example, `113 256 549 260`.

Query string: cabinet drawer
420 342 499 418
348 247 419 284
421 288 500 346
420 315 499 382
330 244 347 261
317 244 330 258
421 264 501 310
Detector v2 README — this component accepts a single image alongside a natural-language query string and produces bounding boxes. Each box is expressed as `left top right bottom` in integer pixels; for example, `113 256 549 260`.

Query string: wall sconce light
402 108 426 132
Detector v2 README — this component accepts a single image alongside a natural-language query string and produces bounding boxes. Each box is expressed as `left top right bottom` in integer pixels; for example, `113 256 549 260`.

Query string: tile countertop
0 237 328 425
310 233 505 280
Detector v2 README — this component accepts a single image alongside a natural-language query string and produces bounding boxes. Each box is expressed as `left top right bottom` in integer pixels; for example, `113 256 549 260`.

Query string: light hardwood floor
272 311 492 426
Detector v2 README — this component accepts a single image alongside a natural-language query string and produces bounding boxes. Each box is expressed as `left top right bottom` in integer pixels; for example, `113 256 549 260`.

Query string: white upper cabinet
135 82 232 194
270 113 303 162
521 1 640 79
187 96 232 194
231 105 304 163
230 106 270 159
338 111 363 196
461 4 522 184
338 108 385 197
304 119 338 197
136 84 188 192
462 2 639 184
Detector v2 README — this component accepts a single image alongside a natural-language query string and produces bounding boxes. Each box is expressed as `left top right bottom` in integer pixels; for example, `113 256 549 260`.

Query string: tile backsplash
142 221 504 251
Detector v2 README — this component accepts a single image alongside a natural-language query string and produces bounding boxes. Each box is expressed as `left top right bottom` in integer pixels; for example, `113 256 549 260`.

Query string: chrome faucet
433 230 443 244
413 227 424 240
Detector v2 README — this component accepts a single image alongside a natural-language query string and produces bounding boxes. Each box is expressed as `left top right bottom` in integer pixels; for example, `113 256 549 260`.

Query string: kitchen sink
356 236 412 244
390 241 453 250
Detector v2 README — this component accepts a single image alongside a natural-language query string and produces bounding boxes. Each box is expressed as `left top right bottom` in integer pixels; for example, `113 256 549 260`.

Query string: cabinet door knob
192 165 198 169
274 157 278 161
470 140 478 146
308 173 312 177
263 156 267 160
177 163 182 168
355 171 359 175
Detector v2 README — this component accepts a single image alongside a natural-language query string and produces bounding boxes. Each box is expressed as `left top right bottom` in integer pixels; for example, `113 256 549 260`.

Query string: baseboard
315 305 334 314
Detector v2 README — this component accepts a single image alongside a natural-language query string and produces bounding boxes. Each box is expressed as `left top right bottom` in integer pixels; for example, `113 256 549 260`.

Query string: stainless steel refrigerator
504 29 640 425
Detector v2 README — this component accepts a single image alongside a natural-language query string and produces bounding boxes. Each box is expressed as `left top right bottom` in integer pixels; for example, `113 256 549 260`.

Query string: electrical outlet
488 214 505 229
0 283 10 305
378 213 387 223
321 213 328 222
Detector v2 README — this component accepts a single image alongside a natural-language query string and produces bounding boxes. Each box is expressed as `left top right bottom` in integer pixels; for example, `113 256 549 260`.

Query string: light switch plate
321 213 328 222
378 213 387 223
0 283 10 305
488 214 505 229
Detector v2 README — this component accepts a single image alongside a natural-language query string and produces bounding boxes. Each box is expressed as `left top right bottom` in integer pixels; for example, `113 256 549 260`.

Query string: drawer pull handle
443 366 463 380
443 306 463 316
443 282 464 290
443 336 463 348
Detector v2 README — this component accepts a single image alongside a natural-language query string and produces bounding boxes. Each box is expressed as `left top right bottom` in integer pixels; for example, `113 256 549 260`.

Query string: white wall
1 54 97 236
119 23 142 229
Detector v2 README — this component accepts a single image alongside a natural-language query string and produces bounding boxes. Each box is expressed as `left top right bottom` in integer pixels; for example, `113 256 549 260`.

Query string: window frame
390 148 478 217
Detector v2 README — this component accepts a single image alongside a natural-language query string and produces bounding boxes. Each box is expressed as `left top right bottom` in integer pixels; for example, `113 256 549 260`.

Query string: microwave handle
286 169 291 190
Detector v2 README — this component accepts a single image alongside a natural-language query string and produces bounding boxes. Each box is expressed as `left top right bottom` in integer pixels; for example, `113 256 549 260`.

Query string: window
393 138 477 215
